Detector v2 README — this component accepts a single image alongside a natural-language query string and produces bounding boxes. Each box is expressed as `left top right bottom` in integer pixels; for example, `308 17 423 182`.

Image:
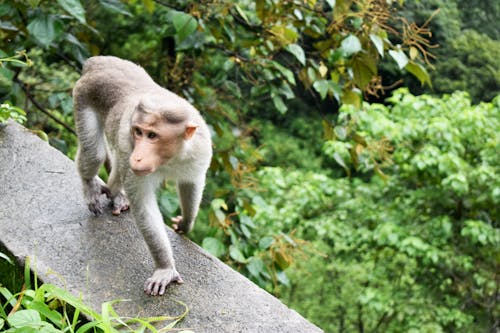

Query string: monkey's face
129 112 185 176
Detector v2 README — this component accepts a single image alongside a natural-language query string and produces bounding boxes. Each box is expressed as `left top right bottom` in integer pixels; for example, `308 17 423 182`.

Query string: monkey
72 56 212 296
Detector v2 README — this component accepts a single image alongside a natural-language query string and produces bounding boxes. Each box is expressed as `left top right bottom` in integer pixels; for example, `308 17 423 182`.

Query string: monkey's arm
126 178 182 296
172 179 205 234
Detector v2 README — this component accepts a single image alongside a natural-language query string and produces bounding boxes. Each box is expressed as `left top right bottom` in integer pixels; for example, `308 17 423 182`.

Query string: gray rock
0 122 322 332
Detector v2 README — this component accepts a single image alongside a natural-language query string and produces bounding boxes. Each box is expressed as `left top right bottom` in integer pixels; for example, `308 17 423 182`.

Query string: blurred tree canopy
1 1 498 332
389 0 500 102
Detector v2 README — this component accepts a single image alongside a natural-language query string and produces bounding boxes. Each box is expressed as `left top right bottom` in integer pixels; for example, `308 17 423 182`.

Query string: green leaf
325 0 336 9
159 191 179 215
313 80 329 99
334 126 347 140
57 0 86 23
240 214 256 228
270 25 298 45
0 252 13 264
202 237 226 258
352 54 377 89
286 43 306 65
234 4 250 24
99 0 132 16
271 61 296 85
259 236 274 250
210 198 227 223
247 257 265 278
272 95 287 114
27 14 63 48
229 245 247 263
29 302 63 329
223 81 242 98
333 152 349 170
389 49 408 69
171 10 198 43
369 33 384 57
405 61 432 88
313 80 341 101
276 271 290 286
342 89 361 108
340 35 362 56
277 82 295 100
7 310 42 327
322 120 335 140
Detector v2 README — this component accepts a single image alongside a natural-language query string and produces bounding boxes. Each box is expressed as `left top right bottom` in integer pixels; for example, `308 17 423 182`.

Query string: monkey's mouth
131 168 153 176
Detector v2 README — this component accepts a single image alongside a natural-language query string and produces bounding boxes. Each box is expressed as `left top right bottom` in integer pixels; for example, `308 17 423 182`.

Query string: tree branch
14 76 77 136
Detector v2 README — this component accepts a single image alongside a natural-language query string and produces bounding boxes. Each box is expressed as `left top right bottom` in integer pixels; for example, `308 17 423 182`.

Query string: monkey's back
74 56 159 112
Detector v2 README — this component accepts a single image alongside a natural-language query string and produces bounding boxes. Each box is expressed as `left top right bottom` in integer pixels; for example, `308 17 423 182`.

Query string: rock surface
0 122 322 332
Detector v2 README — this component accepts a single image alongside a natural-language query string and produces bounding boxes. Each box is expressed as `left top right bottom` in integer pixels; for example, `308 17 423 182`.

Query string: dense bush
250 90 499 332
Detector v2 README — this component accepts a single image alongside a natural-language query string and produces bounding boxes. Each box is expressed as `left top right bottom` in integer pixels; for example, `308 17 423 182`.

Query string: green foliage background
1 0 498 332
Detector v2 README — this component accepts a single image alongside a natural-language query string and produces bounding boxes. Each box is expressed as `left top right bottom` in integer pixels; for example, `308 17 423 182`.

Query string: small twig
55 51 81 72
8 284 26 316
14 76 77 136
152 0 181 10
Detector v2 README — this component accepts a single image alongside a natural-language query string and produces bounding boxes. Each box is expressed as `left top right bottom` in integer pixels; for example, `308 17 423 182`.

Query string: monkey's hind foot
144 268 184 296
83 177 111 215
111 191 130 216
171 216 193 234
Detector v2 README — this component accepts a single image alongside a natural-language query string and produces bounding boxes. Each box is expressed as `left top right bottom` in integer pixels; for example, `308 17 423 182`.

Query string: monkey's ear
184 123 198 140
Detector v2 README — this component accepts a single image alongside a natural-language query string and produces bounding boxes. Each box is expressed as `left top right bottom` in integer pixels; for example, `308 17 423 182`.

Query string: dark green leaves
170 10 198 43
202 237 226 258
27 14 63 48
56 0 86 24
98 0 132 16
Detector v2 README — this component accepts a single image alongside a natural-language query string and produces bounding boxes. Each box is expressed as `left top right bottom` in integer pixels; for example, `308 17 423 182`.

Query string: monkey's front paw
144 268 183 296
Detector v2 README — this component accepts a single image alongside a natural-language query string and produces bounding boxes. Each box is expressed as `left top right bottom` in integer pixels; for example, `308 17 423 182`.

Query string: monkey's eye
147 132 158 140
133 127 143 137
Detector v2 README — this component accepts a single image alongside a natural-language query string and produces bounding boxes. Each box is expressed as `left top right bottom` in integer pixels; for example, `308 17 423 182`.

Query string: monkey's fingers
171 216 183 223
171 216 185 233
144 269 183 296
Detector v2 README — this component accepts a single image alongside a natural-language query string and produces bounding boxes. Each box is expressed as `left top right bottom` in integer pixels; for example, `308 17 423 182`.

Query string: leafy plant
0 256 190 332
0 102 26 125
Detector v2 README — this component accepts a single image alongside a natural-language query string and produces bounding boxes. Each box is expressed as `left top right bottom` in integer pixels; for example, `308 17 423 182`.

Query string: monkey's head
129 102 198 176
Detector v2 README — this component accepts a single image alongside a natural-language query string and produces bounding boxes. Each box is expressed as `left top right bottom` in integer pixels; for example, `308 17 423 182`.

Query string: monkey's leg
106 158 130 216
126 177 183 296
75 108 110 214
171 179 204 234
